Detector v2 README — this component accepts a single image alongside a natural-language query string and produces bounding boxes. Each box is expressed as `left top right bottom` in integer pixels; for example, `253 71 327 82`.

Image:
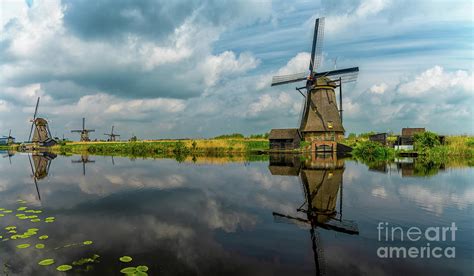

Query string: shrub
414 131 440 150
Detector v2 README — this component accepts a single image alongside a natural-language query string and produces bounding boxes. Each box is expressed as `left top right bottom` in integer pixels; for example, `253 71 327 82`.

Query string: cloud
346 65 473 133
200 51 260 87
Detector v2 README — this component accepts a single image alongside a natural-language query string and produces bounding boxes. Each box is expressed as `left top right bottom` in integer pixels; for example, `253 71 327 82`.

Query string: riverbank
51 139 269 157
349 135 474 163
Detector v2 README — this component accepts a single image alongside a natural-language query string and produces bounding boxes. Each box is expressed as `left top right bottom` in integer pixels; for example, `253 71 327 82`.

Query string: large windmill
71 118 95 142
271 17 359 152
104 126 120 142
28 97 56 147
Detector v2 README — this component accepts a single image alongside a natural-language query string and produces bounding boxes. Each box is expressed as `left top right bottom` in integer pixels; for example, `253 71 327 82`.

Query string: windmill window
327 121 333 129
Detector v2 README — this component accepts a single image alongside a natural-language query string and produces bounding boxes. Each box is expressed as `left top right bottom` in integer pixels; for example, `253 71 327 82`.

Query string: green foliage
466 137 474 147
214 133 245 139
347 133 357 139
414 131 440 150
249 133 269 139
352 141 394 161
358 131 376 138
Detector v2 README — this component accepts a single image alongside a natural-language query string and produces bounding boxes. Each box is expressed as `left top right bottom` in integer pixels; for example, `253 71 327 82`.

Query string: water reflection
269 154 358 275
72 154 95 176
0 153 472 275
365 157 448 177
28 152 57 201
2 150 15 165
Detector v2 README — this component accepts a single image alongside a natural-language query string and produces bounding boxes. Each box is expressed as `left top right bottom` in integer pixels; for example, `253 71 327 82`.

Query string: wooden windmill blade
271 72 308 86
28 97 40 142
272 212 326 275
314 67 359 80
309 17 325 74
28 154 41 201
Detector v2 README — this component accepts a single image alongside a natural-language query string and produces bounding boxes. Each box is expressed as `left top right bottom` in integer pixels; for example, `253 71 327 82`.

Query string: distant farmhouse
369 128 445 151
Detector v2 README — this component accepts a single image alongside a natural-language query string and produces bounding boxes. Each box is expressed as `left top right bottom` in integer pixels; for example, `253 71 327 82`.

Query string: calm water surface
0 152 472 275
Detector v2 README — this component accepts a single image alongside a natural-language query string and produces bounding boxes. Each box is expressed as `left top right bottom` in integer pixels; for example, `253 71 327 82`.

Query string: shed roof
269 128 301 140
401 128 425 137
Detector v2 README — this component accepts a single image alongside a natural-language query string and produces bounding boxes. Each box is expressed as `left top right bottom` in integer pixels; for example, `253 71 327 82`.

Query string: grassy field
51 139 269 157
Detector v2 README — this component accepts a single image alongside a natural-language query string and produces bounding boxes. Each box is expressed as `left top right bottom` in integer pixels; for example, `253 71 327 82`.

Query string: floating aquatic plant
56 265 73 272
31 219 41 222
137 266 149 272
39 235 49 240
38 259 55 266
16 243 31 249
120 266 149 275
17 207 27 211
35 244 45 249
5 226 16 230
120 267 137 274
119 256 132 263
83 240 93 245
3 210 13 213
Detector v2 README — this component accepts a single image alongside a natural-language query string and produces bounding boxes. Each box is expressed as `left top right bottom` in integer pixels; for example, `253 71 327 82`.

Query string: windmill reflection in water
269 153 359 275
72 154 95 176
28 152 57 202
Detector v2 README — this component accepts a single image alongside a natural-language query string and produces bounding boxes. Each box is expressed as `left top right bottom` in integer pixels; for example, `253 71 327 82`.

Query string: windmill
72 154 95 175
104 126 120 142
28 152 57 201
5 129 15 144
28 97 57 146
271 17 359 152
71 118 95 142
269 153 358 275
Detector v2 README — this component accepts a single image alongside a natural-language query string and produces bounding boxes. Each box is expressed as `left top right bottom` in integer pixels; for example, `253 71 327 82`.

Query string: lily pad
56 265 73 272
3 210 13 213
38 259 55 266
39 235 49 240
137 266 149 272
16 243 31 249
83 240 93 245
120 267 137 274
5 226 16 230
17 207 27 211
35 243 45 249
119 256 133 263
135 271 148 276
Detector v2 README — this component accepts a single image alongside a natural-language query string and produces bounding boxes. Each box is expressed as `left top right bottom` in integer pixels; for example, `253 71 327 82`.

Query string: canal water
0 152 472 275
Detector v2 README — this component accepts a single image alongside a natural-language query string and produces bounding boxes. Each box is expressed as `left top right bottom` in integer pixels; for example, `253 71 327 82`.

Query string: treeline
213 133 269 139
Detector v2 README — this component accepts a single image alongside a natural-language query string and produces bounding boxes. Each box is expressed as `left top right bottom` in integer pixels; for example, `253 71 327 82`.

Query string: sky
0 0 473 141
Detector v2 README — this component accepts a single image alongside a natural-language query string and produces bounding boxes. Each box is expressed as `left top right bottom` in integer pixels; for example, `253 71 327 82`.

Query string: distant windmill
104 126 120 142
271 17 359 152
28 97 56 146
6 129 15 144
71 118 95 142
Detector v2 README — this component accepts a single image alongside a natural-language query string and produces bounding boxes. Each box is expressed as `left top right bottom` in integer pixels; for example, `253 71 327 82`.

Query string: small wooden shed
269 129 302 150
369 133 387 145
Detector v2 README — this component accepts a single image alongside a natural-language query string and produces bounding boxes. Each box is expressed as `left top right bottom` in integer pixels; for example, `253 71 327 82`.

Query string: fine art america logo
377 222 457 258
